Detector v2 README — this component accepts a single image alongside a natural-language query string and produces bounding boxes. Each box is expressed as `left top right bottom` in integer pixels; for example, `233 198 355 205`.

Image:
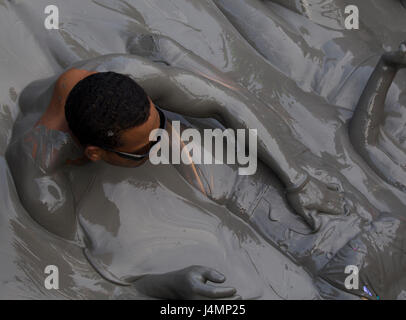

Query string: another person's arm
349 42 406 191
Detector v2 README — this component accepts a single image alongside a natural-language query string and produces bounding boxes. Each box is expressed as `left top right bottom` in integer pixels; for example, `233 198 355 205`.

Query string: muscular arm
349 43 406 191
6 127 78 241
5 69 94 241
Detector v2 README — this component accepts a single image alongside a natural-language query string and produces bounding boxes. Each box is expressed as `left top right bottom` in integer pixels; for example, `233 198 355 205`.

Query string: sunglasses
104 106 167 161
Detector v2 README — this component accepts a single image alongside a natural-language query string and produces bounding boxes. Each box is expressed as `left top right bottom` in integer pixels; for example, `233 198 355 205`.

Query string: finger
304 209 322 232
293 206 320 232
202 269 226 283
343 198 354 216
326 183 342 192
194 282 237 299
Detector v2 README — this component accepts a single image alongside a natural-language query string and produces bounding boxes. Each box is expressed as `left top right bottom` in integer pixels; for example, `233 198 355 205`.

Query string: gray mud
1 0 406 299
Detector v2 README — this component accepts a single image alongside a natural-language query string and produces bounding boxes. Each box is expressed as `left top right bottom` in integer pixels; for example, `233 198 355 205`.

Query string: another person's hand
383 42 406 68
286 175 348 231
171 266 240 300
132 265 240 300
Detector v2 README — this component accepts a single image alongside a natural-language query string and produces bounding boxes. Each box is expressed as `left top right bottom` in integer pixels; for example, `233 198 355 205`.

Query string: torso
72 113 320 299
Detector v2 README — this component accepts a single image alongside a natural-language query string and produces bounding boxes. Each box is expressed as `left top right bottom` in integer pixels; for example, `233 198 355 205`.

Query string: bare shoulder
37 68 98 131
16 68 97 169
56 68 98 96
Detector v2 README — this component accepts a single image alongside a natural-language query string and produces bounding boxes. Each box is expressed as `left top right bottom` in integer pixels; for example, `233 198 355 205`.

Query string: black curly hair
65 72 150 149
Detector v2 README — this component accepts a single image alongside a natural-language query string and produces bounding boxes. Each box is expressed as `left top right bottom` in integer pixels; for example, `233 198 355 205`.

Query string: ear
148 96 155 108
84 145 105 162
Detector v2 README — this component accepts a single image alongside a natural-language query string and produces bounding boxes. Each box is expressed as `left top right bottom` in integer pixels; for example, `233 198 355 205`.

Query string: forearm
82 247 178 298
129 273 178 299
348 49 406 190
349 58 398 149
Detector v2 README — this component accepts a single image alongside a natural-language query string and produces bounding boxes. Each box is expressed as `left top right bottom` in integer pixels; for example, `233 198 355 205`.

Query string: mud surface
1 0 406 299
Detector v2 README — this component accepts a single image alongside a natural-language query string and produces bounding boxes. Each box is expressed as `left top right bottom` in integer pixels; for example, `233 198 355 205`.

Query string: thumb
301 209 322 233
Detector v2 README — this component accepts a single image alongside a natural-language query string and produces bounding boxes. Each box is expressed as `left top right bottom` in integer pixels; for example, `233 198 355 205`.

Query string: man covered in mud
3 0 406 300
7 40 406 298
6 49 351 298
9 7 406 292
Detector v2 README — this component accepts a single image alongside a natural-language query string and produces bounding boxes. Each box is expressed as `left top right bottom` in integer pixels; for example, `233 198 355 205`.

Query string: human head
65 71 161 167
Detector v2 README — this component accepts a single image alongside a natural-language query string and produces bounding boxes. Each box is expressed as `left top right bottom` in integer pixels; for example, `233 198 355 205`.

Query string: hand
132 265 240 300
171 266 239 300
383 42 406 68
286 175 348 231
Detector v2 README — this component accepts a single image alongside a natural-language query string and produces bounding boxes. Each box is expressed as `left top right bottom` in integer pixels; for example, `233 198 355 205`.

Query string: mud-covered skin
213 1 406 193
7 51 401 299
5 53 343 298
6 125 82 241
350 43 406 192
69 52 349 229
132 266 240 300
5 50 331 299
213 0 382 102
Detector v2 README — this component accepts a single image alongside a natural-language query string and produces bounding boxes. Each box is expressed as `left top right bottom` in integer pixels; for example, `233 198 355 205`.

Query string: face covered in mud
65 71 165 168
